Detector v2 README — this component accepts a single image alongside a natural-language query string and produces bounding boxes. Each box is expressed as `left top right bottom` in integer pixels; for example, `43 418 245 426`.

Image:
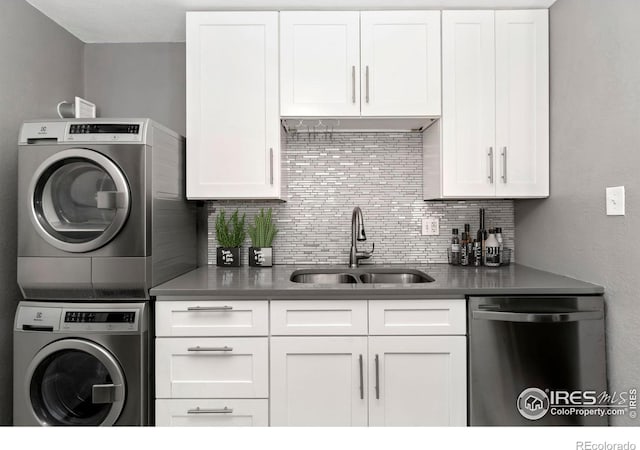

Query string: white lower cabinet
270 337 368 426
368 336 467 426
156 399 269 427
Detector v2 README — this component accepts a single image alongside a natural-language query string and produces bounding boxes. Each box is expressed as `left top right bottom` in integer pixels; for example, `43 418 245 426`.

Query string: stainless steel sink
289 268 433 284
290 270 359 284
359 270 434 284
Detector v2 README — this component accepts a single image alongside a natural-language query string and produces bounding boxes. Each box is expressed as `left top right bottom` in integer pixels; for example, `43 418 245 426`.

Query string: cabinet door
495 10 549 198
156 337 268 398
442 11 496 198
156 399 269 427
368 336 467 426
186 12 281 199
280 11 360 117
270 337 368 426
360 11 441 116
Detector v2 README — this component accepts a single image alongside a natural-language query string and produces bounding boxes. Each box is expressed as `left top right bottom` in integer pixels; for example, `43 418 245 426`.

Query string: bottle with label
450 228 461 265
472 239 482 266
460 232 470 266
484 229 501 267
495 227 504 264
477 209 486 265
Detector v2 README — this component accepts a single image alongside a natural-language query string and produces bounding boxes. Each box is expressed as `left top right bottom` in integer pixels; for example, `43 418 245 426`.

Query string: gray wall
515 0 639 425
84 43 186 136
209 133 515 265
0 0 84 425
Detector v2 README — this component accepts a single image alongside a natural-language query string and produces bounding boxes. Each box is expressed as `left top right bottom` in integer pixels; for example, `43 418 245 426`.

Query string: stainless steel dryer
13 301 150 426
17 119 196 300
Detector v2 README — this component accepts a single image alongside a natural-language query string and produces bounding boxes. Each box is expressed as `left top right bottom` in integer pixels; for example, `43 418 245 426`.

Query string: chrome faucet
349 206 374 268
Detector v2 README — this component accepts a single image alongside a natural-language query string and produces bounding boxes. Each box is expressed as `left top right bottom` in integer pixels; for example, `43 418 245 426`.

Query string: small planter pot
249 247 273 267
216 247 241 267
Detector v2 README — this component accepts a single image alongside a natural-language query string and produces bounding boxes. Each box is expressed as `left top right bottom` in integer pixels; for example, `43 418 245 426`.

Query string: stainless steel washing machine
14 301 150 426
17 119 197 300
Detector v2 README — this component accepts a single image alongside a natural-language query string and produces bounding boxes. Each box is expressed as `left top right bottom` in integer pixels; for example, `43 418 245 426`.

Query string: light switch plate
422 218 439 236
606 186 625 216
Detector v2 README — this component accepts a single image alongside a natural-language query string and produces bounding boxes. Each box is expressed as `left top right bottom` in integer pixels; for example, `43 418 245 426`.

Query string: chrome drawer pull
187 346 234 352
187 406 234 414
187 306 233 311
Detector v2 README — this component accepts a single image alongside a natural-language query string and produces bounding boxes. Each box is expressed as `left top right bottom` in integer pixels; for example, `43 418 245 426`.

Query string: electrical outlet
606 186 625 216
422 218 440 236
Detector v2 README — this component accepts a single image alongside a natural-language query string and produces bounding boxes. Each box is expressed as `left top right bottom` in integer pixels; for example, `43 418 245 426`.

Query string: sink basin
359 270 434 284
290 268 434 284
290 270 359 284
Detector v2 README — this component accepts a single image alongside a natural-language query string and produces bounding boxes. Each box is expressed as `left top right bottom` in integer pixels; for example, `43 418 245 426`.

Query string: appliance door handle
501 146 507 183
92 384 122 404
187 346 234 352
187 407 233 414
374 354 380 400
187 306 233 312
472 310 603 323
22 324 54 332
358 354 364 400
96 191 127 209
351 65 356 103
487 147 494 184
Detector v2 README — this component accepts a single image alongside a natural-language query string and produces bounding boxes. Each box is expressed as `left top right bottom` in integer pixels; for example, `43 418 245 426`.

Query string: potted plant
215 209 246 267
248 208 278 267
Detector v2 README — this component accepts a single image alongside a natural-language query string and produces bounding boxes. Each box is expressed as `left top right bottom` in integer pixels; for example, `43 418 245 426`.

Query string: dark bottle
450 228 461 265
472 239 482 266
477 209 486 265
460 232 470 266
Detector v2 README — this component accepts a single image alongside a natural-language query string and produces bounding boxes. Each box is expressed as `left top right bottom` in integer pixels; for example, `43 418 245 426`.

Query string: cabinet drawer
156 337 268 398
270 300 368 335
156 399 268 427
156 301 268 336
369 300 466 335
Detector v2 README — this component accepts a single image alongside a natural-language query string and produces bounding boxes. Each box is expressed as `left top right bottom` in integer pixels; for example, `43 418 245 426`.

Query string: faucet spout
349 206 374 268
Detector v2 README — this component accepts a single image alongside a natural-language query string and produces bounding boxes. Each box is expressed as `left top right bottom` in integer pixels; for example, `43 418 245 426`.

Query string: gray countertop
150 263 604 299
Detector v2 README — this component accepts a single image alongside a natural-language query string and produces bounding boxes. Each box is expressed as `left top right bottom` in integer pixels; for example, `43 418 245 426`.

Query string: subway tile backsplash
207 132 514 265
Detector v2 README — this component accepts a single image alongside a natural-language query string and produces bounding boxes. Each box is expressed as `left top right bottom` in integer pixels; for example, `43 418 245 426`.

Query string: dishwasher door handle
472 310 603 323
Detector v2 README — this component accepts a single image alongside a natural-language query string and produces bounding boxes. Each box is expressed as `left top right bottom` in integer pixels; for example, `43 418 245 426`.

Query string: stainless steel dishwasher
468 296 607 426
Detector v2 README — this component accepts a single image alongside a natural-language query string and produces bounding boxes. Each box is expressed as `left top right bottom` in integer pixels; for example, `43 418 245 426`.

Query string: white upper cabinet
495 10 549 197
360 11 441 116
280 11 441 118
280 11 360 117
186 12 282 199
432 9 549 199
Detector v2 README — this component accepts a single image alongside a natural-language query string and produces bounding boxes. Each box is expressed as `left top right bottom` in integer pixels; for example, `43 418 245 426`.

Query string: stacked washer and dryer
13 119 197 426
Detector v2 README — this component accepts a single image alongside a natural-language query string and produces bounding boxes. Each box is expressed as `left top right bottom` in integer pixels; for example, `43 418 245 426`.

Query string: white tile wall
208 132 514 265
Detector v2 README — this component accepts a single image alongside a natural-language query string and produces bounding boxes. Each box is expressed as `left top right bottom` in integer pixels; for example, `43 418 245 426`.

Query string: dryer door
26 338 126 426
29 148 131 253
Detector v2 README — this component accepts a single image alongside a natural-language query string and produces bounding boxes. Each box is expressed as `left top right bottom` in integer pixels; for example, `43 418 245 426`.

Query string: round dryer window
26 339 126 426
29 148 131 253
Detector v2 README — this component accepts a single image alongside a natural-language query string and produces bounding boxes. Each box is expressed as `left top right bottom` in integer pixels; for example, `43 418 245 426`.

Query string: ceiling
26 0 557 43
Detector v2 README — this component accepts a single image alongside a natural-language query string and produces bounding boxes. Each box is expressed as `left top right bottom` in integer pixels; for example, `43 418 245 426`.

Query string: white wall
515 0 640 425
0 0 84 425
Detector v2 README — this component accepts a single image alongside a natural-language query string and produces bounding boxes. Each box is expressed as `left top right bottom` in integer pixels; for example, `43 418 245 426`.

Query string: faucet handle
358 243 375 259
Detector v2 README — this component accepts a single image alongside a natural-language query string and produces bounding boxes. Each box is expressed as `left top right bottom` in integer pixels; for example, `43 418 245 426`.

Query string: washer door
29 148 131 253
26 339 126 426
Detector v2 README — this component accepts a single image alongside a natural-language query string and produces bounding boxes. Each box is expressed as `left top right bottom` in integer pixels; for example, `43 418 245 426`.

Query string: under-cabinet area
154 298 467 427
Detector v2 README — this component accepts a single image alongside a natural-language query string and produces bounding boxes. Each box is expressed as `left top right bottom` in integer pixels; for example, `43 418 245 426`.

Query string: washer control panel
61 309 138 332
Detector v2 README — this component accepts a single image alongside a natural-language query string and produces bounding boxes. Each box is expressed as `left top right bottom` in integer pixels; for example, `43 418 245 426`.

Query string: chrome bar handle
501 146 507 183
187 346 234 352
187 407 233 414
351 66 356 103
365 66 370 103
187 306 233 312
374 354 380 400
269 147 274 185
487 147 494 184
358 354 364 400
